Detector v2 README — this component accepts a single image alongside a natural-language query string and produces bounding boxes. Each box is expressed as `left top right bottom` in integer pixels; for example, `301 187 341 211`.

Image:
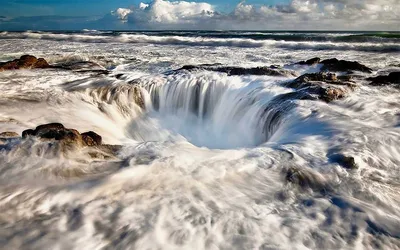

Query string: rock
368 72 400 86
10 124 122 158
285 72 355 102
178 64 297 77
0 55 50 71
320 58 372 73
82 131 102 146
297 57 321 66
0 131 19 138
52 61 109 74
22 123 91 147
329 154 358 169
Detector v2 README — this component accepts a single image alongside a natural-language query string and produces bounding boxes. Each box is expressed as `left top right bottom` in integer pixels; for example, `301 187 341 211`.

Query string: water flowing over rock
0 55 50 71
177 64 297 77
368 72 400 85
52 60 109 74
320 58 372 73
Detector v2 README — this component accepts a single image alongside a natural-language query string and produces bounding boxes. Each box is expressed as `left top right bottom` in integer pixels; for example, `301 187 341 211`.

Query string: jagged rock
320 58 372 73
178 64 297 77
285 72 355 102
22 123 85 148
368 72 400 86
0 55 50 71
297 57 321 65
82 131 102 146
20 123 122 158
0 132 19 138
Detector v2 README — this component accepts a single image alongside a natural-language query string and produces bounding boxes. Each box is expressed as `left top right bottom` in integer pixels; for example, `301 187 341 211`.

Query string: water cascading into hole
129 73 297 149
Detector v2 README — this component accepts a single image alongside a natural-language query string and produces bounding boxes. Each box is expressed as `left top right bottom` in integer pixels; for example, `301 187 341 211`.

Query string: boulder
20 123 121 157
330 154 358 170
368 72 400 86
22 123 88 147
320 58 372 73
285 72 355 102
82 131 102 146
0 55 50 71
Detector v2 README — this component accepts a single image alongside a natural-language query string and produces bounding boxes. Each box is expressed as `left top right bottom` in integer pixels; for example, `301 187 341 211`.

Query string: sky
0 0 399 31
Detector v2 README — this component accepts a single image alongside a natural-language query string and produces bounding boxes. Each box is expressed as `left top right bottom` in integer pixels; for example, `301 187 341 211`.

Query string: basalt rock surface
285 72 356 102
368 72 400 86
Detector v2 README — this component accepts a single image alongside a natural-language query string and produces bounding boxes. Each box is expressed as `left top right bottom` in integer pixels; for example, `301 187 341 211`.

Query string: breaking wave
1 31 400 52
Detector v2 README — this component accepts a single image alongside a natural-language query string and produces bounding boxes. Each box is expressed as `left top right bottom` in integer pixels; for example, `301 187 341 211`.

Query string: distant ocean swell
1 31 400 52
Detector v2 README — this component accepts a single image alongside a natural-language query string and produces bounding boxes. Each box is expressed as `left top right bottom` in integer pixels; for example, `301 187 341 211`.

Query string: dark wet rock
320 58 372 73
285 72 355 102
82 131 102 146
368 72 400 86
0 131 19 138
178 64 297 77
0 55 50 71
285 166 332 193
330 154 358 169
297 57 321 66
115 74 124 79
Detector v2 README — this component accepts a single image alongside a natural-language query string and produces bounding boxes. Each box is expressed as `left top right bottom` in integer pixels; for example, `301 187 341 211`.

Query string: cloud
114 0 400 30
0 0 398 30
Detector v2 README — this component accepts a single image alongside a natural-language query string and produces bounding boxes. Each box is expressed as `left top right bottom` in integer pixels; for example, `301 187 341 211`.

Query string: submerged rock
320 58 372 73
52 60 109 74
329 154 358 170
285 72 355 102
368 72 400 85
0 55 50 71
285 166 332 193
178 64 297 77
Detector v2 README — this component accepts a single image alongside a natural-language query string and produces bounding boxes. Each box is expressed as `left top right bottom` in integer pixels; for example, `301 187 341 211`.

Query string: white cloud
112 0 400 30
112 8 132 22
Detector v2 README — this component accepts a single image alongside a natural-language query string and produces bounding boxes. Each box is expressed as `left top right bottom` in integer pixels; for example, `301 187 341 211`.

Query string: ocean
0 30 399 249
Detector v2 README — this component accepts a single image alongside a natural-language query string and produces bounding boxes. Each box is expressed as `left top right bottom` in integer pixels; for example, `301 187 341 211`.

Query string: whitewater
0 31 400 250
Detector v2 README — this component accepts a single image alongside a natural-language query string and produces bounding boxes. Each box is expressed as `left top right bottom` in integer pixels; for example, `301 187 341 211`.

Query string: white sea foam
0 32 400 249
